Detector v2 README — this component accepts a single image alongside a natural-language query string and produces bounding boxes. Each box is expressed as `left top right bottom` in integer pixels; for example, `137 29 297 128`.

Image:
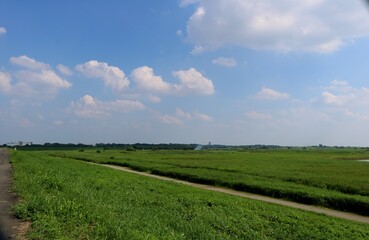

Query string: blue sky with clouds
1 0 369 146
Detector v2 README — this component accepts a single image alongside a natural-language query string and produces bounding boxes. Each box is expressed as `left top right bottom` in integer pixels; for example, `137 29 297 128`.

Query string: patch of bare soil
0 149 28 240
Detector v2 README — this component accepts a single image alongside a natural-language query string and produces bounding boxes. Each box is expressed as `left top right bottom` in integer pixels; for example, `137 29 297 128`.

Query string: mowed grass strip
11 150 369 239
50 148 369 216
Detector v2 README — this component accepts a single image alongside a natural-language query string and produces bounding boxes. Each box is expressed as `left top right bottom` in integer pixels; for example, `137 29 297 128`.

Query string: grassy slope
49 148 369 216
11 150 369 239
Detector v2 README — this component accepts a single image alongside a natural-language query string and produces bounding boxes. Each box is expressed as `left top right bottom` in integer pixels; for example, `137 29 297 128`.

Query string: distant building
194 145 203 150
5 141 33 147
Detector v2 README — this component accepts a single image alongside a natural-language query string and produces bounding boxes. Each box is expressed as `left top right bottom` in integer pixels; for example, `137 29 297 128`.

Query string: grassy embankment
48 148 369 216
10 150 369 239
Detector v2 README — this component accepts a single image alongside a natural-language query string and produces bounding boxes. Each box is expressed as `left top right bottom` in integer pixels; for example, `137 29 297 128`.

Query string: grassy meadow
47 148 369 216
10 150 369 239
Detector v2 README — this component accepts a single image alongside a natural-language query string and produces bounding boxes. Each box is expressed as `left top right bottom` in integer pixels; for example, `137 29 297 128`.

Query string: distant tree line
9 142 198 151
10 143 94 150
95 143 198 150
5 142 369 151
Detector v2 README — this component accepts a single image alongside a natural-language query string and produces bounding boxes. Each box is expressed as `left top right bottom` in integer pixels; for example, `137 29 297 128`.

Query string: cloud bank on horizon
1 0 369 146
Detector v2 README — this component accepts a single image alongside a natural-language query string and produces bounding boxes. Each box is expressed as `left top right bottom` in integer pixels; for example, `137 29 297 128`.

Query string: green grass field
47 148 369 216
10 150 369 239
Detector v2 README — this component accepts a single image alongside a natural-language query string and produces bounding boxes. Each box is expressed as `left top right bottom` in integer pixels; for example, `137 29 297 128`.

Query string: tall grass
11 150 369 239
48 148 369 216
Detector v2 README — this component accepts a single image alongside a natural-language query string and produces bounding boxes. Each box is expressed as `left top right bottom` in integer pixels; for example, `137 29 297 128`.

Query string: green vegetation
48 148 369 216
15 142 198 151
10 150 369 239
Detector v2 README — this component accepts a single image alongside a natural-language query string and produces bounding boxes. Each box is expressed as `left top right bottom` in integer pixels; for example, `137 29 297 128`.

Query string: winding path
90 162 369 225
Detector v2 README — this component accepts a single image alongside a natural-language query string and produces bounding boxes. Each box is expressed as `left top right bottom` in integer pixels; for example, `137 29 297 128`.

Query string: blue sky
1 0 369 146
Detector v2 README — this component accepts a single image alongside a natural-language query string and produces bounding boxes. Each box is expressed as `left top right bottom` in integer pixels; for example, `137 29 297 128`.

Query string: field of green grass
47 148 369 216
10 150 369 239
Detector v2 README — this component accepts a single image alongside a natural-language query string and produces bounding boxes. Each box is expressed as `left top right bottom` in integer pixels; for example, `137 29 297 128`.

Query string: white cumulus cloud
81 94 96 106
0 72 12 92
322 92 345 106
321 80 369 107
158 114 183 125
57 64 73 76
76 60 129 92
175 108 213 122
70 95 145 118
176 108 192 120
10 55 49 70
172 68 215 95
182 0 369 53
255 87 290 100
158 108 213 125
6 56 72 98
193 112 213 121
16 70 72 89
212 57 237 67
132 66 215 96
132 66 171 92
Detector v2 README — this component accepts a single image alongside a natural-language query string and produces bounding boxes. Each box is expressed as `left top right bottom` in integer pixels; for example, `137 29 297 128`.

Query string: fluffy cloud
255 87 290 100
158 108 213 125
76 60 129 92
176 108 192 120
132 66 215 96
172 68 215 95
182 0 369 53
322 80 369 107
193 112 213 121
81 95 96 106
0 27 6 35
70 95 145 118
10 55 49 70
322 92 345 106
10 56 71 89
16 70 72 89
158 114 183 125
132 66 171 92
176 108 213 121
3 56 72 98
0 72 12 92
212 57 237 67
57 64 73 76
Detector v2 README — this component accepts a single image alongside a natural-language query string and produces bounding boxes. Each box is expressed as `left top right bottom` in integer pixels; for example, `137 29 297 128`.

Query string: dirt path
90 162 369 224
0 149 23 240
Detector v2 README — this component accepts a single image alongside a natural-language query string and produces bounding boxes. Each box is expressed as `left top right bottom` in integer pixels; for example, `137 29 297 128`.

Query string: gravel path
0 149 23 240
89 162 369 225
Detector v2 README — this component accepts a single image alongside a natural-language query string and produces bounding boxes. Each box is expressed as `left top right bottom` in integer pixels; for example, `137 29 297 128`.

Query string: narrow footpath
90 162 369 225
0 149 23 240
